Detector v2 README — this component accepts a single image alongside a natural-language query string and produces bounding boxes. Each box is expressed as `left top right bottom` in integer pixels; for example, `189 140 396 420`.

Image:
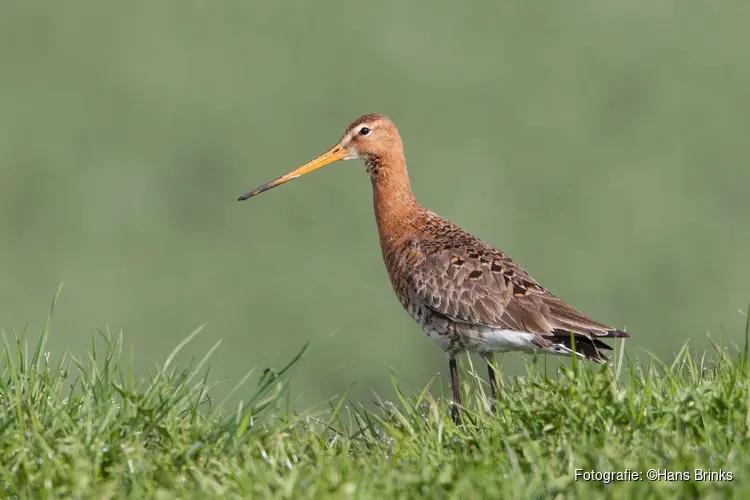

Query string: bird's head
238 113 402 201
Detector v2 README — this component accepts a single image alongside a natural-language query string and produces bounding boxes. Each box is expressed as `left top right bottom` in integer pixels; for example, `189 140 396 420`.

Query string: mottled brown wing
411 233 628 340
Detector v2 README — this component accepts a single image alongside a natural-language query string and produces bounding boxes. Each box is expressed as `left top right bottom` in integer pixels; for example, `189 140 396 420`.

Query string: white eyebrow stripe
341 122 372 147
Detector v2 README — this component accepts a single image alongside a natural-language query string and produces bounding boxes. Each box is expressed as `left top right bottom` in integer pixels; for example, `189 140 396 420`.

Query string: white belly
407 299 538 354
470 328 538 353
422 322 538 354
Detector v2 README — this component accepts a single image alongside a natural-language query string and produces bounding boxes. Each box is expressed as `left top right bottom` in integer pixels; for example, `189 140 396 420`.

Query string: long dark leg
448 355 463 425
481 352 498 414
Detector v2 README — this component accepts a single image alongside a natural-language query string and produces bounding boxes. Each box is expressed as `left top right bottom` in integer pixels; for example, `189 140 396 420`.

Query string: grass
2 294 749 498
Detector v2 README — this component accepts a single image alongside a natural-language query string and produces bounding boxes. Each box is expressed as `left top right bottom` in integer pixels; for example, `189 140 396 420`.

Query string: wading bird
238 113 630 424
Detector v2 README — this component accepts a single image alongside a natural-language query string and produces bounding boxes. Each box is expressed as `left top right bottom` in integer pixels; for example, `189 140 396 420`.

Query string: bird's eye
359 127 370 136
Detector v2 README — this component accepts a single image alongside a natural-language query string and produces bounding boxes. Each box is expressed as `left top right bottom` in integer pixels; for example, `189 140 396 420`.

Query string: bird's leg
448 355 462 425
482 352 499 414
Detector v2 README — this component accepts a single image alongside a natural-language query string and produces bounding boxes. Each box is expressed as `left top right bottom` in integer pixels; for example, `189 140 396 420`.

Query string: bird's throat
370 154 424 252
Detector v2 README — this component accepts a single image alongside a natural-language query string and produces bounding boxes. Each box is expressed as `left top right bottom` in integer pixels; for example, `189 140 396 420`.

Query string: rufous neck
368 153 424 245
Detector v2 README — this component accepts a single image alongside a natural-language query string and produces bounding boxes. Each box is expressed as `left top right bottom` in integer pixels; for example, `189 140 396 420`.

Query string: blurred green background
1 1 749 408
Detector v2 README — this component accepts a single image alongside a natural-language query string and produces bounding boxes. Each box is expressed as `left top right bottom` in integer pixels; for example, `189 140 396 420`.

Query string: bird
238 113 630 424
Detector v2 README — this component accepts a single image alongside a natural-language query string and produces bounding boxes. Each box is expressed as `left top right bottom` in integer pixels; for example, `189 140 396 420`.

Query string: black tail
550 329 630 364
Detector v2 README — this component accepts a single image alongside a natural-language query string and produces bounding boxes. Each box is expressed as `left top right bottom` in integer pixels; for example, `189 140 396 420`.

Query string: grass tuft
2 305 749 497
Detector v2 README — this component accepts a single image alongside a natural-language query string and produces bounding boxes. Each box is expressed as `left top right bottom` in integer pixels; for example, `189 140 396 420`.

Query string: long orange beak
238 145 349 201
